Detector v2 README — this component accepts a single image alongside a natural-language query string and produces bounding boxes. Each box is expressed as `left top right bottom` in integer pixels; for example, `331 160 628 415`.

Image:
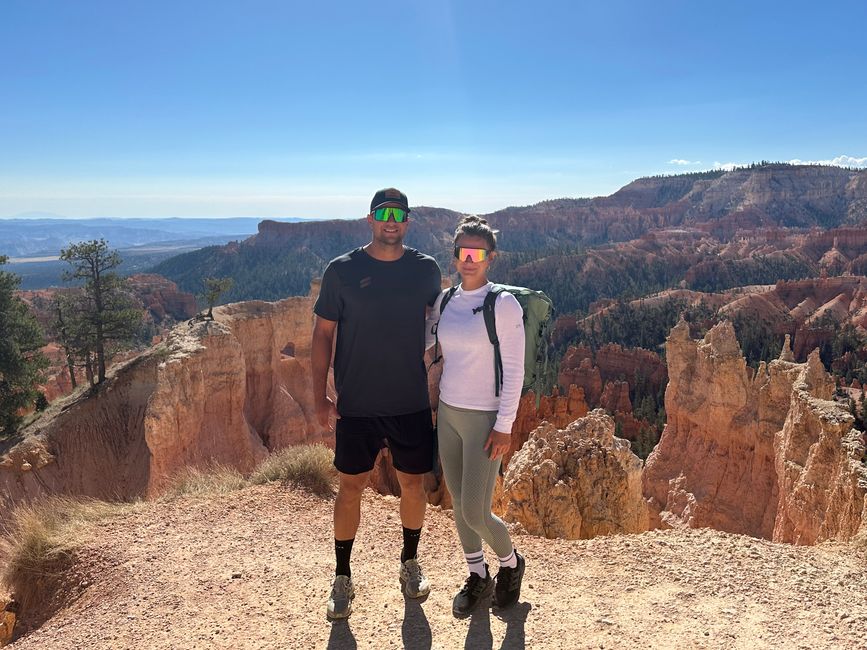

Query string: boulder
503 409 648 539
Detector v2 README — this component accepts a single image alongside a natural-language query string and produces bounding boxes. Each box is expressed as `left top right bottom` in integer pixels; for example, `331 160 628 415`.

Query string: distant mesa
151 164 867 305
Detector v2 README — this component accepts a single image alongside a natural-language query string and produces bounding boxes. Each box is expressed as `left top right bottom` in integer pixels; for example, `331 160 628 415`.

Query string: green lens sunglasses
373 207 409 223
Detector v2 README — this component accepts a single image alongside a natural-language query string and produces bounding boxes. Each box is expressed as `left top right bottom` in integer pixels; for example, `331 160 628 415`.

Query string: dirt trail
6 483 867 649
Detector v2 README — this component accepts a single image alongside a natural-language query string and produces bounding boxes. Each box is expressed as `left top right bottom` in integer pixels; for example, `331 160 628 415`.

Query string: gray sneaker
327 575 355 620
399 558 431 598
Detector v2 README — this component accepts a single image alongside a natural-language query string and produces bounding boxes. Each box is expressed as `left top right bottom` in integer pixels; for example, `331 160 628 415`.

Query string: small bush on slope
0 497 129 624
250 444 336 497
160 464 249 499
159 445 338 500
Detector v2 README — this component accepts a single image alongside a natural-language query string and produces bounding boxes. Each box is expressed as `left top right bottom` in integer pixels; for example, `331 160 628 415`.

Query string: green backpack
434 283 555 399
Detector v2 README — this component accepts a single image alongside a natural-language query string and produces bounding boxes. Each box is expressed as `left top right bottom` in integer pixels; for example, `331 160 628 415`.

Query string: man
312 188 442 620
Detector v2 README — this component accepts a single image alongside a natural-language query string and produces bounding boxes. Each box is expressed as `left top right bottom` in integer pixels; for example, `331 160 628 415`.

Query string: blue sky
2 0 866 218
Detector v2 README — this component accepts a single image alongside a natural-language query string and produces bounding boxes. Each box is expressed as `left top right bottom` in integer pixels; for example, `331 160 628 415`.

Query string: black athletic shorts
334 408 435 475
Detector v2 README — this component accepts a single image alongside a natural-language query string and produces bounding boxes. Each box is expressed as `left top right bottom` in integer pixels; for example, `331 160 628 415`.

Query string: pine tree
0 256 49 435
59 240 141 384
202 277 234 319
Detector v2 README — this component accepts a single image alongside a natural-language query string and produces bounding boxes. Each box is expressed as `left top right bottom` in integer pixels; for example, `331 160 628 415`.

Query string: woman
428 215 526 616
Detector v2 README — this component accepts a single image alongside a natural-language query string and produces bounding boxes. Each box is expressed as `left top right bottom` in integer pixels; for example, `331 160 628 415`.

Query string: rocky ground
5 483 867 650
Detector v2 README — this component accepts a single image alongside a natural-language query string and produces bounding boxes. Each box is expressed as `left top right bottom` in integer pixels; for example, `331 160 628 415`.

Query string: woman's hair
453 215 497 251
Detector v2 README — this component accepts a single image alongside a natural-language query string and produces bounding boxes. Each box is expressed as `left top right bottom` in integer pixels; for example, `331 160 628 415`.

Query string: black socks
401 526 422 563
335 538 354 577
338 528 421 575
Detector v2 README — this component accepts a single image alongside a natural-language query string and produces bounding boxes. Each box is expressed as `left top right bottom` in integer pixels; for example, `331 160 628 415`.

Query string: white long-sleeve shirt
427 282 525 433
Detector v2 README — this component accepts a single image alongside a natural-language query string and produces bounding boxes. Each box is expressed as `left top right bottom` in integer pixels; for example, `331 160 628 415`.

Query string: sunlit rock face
503 410 648 540
0 294 326 506
643 319 867 543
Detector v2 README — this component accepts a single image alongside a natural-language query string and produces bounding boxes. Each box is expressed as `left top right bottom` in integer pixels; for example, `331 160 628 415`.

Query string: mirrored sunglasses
454 246 490 263
373 207 409 223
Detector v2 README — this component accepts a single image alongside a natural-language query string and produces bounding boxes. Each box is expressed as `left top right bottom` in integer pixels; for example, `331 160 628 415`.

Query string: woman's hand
483 429 511 460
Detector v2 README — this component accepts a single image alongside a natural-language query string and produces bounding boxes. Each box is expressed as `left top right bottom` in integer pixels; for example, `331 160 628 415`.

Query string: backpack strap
481 284 506 397
429 286 458 369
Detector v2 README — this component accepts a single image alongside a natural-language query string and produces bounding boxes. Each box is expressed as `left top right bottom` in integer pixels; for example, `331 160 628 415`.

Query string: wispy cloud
712 155 867 172
787 155 867 168
713 161 746 171
668 159 701 165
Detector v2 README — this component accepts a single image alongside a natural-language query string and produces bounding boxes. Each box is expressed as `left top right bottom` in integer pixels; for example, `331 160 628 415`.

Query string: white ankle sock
498 548 518 569
465 551 486 577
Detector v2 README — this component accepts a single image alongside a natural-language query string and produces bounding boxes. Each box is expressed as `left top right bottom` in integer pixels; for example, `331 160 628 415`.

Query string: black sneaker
452 566 494 617
493 550 525 609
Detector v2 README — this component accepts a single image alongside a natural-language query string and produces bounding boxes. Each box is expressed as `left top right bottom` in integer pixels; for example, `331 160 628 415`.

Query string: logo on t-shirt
359 276 372 289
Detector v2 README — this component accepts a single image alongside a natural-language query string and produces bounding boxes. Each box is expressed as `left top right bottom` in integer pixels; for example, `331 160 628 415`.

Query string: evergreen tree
0 256 48 435
59 240 141 384
202 277 234 319
50 289 98 388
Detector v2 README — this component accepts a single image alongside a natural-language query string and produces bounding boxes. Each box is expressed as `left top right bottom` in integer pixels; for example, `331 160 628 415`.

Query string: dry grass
250 444 337 496
160 445 337 499
160 464 249 499
1 497 120 575
0 497 127 624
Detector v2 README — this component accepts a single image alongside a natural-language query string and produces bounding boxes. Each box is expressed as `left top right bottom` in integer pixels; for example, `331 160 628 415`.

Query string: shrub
34 393 49 412
250 444 336 496
160 465 249 499
0 497 124 620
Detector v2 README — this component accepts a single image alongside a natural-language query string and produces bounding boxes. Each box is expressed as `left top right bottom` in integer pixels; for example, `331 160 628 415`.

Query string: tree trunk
64 348 77 390
85 355 95 386
96 336 106 383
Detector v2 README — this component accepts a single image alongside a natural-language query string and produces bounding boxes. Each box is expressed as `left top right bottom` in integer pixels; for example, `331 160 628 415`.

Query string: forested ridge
152 164 867 305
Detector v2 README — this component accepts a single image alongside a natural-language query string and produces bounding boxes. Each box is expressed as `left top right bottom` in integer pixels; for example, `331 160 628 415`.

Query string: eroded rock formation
508 386 589 465
126 274 197 323
0 293 325 506
643 319 867 543
773 355 867 544
0 596 16 647
557 344 667 410
503 410 648 539
4 290 866 549
600 380 632 414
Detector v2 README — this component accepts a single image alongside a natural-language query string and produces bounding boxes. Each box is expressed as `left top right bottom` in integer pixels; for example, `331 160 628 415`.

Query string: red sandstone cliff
558 343 667 402
126 274 198 323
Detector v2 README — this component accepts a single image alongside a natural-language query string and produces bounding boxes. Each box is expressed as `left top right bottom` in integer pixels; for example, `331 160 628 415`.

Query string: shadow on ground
327 619 357 649
402 595 432 649
465 599 532 650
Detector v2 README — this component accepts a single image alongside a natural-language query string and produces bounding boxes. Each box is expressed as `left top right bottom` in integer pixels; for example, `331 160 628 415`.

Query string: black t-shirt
314 246 442 417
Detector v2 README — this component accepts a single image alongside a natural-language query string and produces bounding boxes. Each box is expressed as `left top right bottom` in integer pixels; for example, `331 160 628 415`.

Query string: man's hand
312 315 338 431
316 395 338 429
483 429 511 460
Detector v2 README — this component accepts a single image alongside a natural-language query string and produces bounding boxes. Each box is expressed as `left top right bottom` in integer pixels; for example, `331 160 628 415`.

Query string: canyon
643 320 867 544
16 275 198 404
3 274 867 645
2 288 865 547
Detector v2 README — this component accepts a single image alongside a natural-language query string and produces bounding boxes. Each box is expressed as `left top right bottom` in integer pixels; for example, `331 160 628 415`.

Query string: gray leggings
437 400 513 557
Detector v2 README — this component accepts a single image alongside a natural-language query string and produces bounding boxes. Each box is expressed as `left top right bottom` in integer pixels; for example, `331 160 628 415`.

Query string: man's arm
312 315 338 427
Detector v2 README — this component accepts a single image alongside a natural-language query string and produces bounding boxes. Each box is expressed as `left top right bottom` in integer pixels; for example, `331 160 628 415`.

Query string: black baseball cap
370 187 410 213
